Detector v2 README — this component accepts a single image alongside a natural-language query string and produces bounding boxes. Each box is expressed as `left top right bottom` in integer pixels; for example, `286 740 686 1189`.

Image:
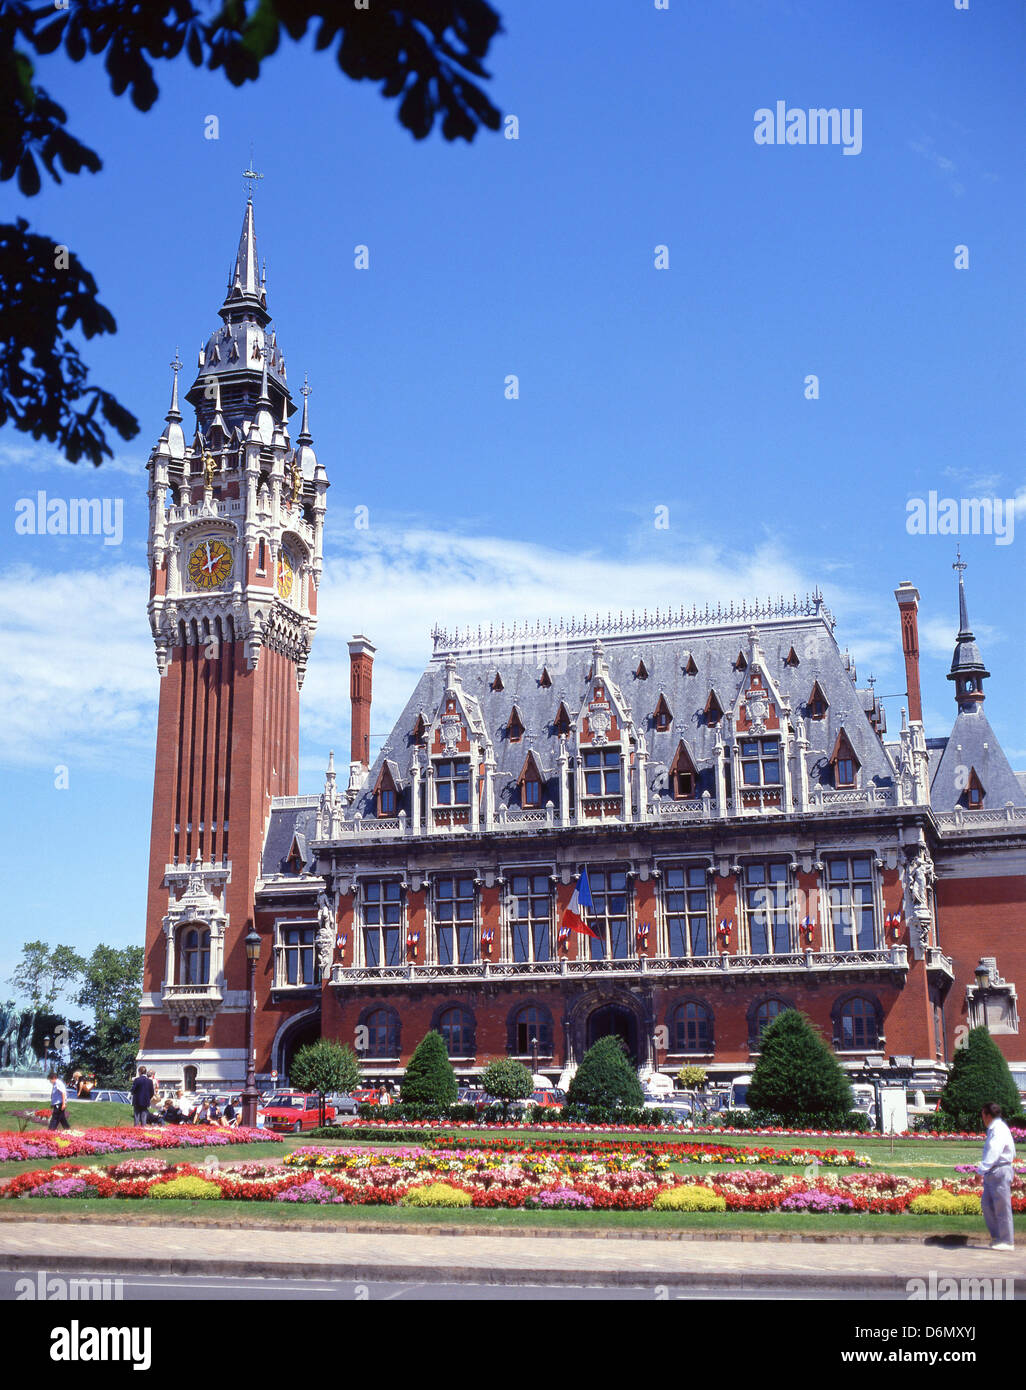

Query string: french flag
562 868 600 939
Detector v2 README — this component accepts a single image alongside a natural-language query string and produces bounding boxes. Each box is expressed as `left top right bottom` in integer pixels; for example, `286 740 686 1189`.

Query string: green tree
10 940 85 1012
400 1031 458 1107
675 1064 707 1089
747 1009 854 1123
1 0 503 465
290 1038 362 1127
75 945 144 1086
940 1027 1023 1131
480 1058 533 1120
566 1035 644 1112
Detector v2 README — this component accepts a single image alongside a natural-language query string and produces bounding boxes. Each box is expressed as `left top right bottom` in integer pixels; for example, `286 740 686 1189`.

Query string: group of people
129 1067 239 1127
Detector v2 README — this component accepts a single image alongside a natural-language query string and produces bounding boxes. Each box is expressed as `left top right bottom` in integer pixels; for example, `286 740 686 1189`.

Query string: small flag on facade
562 868 600 939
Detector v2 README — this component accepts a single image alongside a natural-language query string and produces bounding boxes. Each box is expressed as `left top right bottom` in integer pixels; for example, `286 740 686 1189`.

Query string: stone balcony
329 947 909 991
160 982 224 1016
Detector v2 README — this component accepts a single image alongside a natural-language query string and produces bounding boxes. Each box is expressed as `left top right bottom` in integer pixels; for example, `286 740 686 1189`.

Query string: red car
352 1087 393 1107
258 1092 336 1133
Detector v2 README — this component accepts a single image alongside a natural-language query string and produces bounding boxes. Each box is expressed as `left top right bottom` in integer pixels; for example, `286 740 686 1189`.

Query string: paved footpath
0 1221 1022 1291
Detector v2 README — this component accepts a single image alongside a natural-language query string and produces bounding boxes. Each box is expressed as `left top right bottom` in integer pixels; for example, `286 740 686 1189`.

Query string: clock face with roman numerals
188 537 233 590
276 549 295 600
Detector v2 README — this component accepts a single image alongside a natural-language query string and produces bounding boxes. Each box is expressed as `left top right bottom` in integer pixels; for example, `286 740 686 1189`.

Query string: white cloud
0 528 910 773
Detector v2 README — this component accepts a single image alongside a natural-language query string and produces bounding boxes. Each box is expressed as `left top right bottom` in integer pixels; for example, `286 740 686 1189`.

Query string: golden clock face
188 537 233 590
276 550 295 600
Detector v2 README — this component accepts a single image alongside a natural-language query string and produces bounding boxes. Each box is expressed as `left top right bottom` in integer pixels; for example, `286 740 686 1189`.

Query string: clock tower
139 193 327 1084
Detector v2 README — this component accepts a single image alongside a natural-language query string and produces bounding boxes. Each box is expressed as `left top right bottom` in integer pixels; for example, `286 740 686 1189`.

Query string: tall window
522 776 541 806
436 875 476 964
279 925 315 985
837 997 879 1050
435 759 470 806
740 738 781 787
438 1007 474 1056
671 1001 713 1052
588 867 630 960
180 927 211 985
582 748 621 797
826 857 875 951
752 999 786 1046
510 874 551 962
664 867 710 955
360 1007 400 1057
379 786 397 815
743 862 790 954
513 1005 552 1055
363 880 402 966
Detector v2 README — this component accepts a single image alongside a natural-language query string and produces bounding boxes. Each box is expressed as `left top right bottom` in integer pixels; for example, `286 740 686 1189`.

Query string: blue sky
1 0 1023 1005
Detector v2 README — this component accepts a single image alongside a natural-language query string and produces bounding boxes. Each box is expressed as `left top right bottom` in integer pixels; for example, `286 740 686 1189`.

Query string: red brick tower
138 196 327 1088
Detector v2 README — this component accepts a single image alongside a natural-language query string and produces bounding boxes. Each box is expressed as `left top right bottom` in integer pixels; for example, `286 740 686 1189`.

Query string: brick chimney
894 582 923 723
347 635 376 769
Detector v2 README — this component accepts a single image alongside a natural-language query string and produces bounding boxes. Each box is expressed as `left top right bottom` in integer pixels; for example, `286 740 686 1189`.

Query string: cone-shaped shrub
566 1034 644 1111
939 1026 1023 1130
746 1008 853 1123
400 1030 458 1107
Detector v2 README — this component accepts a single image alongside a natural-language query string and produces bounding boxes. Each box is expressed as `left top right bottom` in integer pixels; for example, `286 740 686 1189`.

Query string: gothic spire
947 550 989 708
219 197 270 326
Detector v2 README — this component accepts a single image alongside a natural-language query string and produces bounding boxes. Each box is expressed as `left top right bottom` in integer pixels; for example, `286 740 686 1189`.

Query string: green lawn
0 1100 137 1131
3 1196 1018 1240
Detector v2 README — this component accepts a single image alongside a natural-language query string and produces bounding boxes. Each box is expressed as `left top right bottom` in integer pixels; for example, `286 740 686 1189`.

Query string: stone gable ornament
588 695 612 744
440 712 463 755
744 684 769 734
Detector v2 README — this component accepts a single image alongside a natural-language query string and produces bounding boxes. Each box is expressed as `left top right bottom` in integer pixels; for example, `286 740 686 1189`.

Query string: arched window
837 997 879 1050
360 1007 400 1058
671 1001 713 1053
511 1005 552 1056
437 1008 475 1057
752 999 787 1046
180 927 211 985
184 1065 197 1091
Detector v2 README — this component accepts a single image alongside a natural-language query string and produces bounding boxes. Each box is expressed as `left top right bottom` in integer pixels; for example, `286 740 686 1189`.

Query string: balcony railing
924 948 955 981
329 948 909 989
934 804 1026 835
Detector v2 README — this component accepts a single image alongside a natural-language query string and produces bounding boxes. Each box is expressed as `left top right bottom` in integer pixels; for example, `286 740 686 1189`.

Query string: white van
729 1075 752 1112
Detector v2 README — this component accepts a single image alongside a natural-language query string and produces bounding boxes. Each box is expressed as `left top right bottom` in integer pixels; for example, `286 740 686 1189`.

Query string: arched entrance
586 1004 638 1063
273 1008 321 1083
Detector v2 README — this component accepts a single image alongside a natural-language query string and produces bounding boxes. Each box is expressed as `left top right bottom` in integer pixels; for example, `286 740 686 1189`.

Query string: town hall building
137 198 1026 1097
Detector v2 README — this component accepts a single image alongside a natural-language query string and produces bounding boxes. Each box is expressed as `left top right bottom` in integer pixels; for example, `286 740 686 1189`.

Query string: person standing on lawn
978 1102 1016 1251
47 1071 70 1131
130 1065 154 1127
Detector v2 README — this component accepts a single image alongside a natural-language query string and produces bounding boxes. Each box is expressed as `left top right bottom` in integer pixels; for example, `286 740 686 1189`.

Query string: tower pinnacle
947 551 989 708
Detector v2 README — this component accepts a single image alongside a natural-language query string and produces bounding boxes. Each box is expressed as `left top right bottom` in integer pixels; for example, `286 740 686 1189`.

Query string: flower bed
0 1126 278 1164
328 1119 1026 1141
4 1142 1020 1214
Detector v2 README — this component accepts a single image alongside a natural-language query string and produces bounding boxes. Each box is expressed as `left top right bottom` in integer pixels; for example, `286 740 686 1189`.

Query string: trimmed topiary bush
653 1185 726 1212
939 1027 1024 1131
747 1009 854 1124
480 1058 534 1120
400 1031 458 1108
566 1036 644 1112
400 1183 472 1208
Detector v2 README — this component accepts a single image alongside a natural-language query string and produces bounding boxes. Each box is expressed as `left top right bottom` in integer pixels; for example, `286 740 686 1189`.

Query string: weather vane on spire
243 147 263 199
170 348 183 377
302 374 312 400
953 546 967 576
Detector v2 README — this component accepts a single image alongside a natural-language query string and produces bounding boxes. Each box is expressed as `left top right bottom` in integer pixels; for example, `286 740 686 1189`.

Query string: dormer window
635 659 649 680
518 751 545 807
539 667 552 688
583 748 621 796
734 650 748 671
652 694 672 732
741 738 781 787
285 837 304 875
669 741 698 800
965 768 985 809
506 707 525 743
704 690 724 727
683 653 698 676
553 703 572 738
785 647 800 667
829 729 860 789
807 681 828 720
412 713 427 743
435 759 470 806
491 672 504 692
380 787 396 815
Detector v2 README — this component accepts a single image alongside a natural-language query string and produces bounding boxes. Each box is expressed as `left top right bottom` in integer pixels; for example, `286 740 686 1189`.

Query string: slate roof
262 801 320 877
929 707 1025 811
347 610 897 820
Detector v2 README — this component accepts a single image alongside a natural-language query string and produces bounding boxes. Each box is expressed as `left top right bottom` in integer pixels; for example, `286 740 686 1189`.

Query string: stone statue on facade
316 892 335 980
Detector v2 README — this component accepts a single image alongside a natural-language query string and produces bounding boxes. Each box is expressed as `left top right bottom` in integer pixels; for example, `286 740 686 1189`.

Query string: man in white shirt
47 1071 70 1131
977 1102 1016 1250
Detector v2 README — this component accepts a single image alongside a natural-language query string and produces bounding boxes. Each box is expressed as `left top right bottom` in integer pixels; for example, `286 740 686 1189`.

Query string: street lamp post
242 928 262 1128
531 1035 539 1078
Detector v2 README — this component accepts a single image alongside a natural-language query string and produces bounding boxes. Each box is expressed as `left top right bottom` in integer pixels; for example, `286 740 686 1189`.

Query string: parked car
86 1090 131 1104
352 1087 393 1107
259 1093 336 1133
528 1088 564 1111
325 1092 359 1116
